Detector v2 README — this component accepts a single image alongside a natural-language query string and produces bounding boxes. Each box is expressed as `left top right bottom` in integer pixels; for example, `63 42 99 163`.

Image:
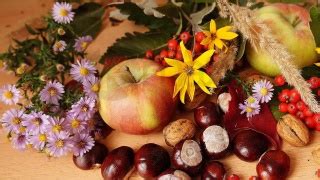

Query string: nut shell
312 146 320 165
163 119 196 147
277 114 309 147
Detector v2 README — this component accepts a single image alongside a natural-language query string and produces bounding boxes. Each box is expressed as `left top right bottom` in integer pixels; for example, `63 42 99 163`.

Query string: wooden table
0 0 319 179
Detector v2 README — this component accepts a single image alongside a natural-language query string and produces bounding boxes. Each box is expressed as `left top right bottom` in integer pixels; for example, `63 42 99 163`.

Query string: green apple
99 59 176 135
246 3 317 76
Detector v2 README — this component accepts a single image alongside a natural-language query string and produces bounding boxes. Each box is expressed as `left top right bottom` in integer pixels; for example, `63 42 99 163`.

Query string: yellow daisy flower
157 41 216 104
201 19 238 50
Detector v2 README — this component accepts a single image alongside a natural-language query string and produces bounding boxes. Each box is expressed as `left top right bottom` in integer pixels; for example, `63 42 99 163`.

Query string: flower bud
57 28 66 35
56 64 65 72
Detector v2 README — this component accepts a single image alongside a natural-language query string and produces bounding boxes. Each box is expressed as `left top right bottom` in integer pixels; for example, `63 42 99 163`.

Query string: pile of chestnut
73 102 291 179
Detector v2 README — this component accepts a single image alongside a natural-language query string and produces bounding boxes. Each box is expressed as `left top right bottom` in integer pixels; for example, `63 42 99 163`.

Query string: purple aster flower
39 80 65 105
69 97 96 120
239 98 261 118
65 113 87 133
22 111 49 135
47 131 73 157
72 132 94 156
46 116 68 134
252 80 274 103
83 76 99 100
74 35 93 52
1 109 26 133
29 133 47 151
0 84 21 105
52 2 75 24
11 133 29 150
53 40 67 52
70 59 96 83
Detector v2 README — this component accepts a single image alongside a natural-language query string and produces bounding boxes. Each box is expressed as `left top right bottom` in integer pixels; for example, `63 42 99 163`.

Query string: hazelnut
163 119 196 147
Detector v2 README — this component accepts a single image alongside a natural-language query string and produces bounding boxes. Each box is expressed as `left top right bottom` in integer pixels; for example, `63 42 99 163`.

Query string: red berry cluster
144 31 214 67
275 75 320 130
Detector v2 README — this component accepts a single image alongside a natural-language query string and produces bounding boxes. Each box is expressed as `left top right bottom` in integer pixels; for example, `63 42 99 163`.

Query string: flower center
4 91 13 99
81 105 89 112
12 117 21 125
53 125 62 132
246 107 253 113
91 83 99 92
59 9 69 17
71 119 80 129
49 88 57 96
78 141 86 148
55 139 64 148
185 66 194 76
80 67 89 76
33 118 42 126
39 134 47 142
260 88 268 96
57 28 65 35
247 96 256 104
55 42 63 49
81 42 88 49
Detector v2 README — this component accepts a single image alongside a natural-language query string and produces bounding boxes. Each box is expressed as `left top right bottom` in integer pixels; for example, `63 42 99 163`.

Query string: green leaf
236 34 247 61
156 3 180 18
71 2 105 37
201 17 231 30
302 65 320 79
190 3 216 25
115 2 176 33
25 24 39 35
310 6 320 46
99 31 171 64
249 2 264 9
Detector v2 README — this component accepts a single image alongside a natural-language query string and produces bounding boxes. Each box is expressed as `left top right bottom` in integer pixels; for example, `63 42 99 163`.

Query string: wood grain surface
0 0 319 179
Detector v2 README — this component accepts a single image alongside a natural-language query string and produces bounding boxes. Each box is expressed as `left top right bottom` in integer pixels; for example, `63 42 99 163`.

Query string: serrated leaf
310 6 320 46
99 31 171 63
71 2 105 37
156 3 180 18
25 24 39 35
236 34 246 61
116 2 176 33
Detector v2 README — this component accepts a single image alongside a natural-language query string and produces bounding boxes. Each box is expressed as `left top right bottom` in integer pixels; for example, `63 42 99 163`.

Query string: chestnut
200 125 229 159
233 130 269 162
194 102 221 128
157 168 191 180
101 146 134 180
135 143 170 178
73 142 108 170
172 140 203 176
201 161 226 180
257 150 290 180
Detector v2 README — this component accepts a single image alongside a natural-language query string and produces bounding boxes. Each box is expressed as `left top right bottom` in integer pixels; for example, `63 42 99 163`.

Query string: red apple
99 59 176 134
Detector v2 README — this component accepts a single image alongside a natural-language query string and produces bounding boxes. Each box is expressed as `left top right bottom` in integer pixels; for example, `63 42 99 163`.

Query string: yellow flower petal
173 73 187 97
156 67 183 77
208 41 215 49
193 49 215 69
315 62 320 67
217 26 232 34
187 76 195 101
200 37 211 46
192 73 211 94
214 38 225 49
180 76 189 104
194 70 216 88
164 58 187 69
217 31 238 40
316 48 320 54
180 41 193 66
210 19 217 34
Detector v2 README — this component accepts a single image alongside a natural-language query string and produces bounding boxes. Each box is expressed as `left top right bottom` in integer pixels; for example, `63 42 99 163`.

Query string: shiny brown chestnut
194 102 221 129
201 161 226 180
73 142 108 170
257 150 290 180
233 130 269 162
157 168 191 180
200 125 229 159
135 143 170 178
172 140 203 176
101 146 134 180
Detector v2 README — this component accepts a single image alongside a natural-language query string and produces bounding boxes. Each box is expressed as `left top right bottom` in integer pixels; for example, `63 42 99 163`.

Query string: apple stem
126 66 137 83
